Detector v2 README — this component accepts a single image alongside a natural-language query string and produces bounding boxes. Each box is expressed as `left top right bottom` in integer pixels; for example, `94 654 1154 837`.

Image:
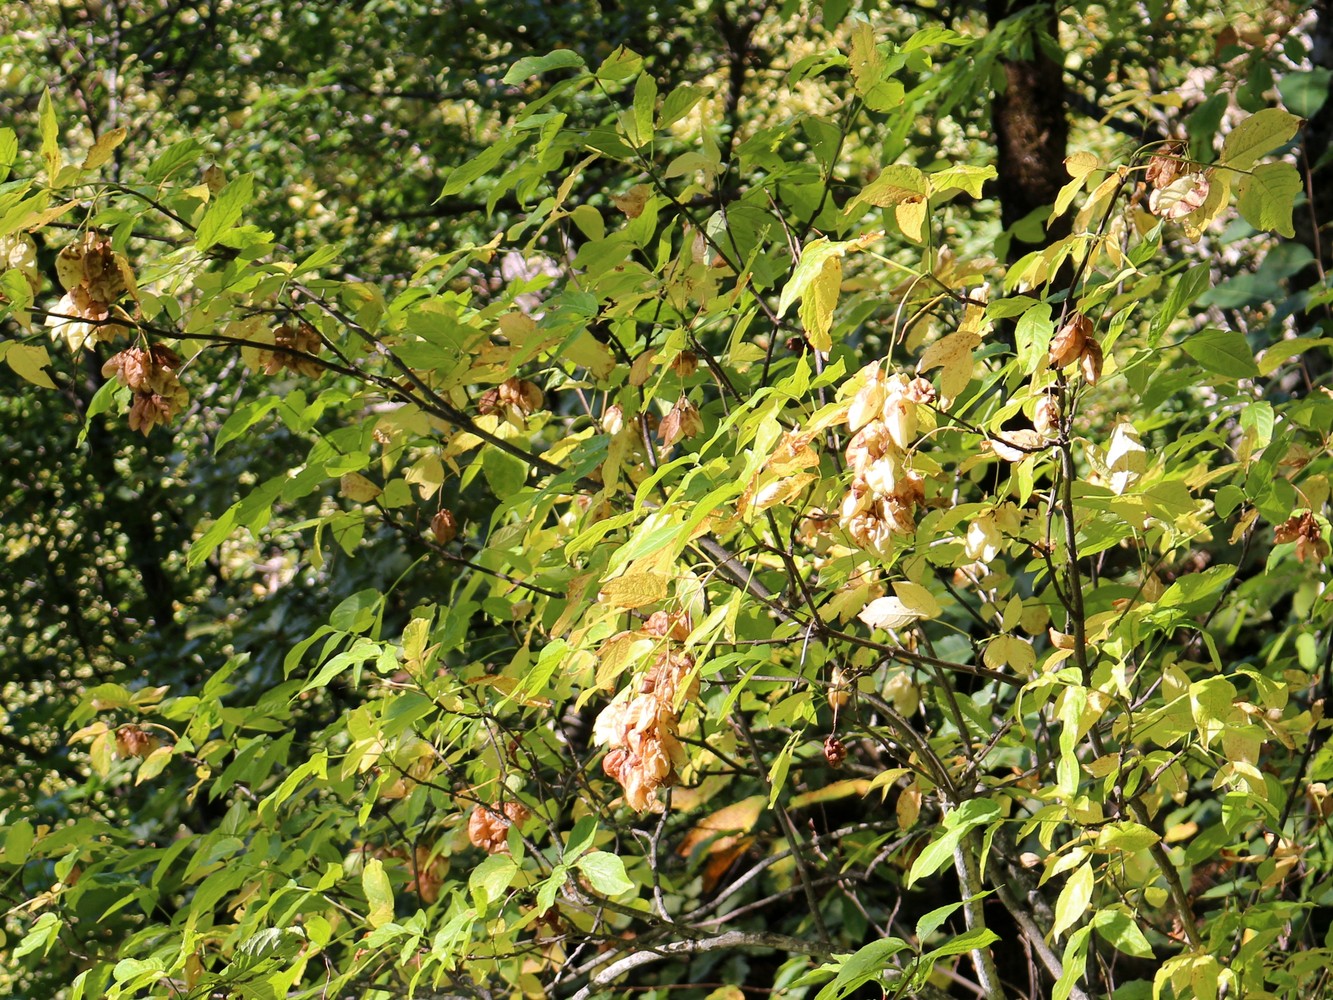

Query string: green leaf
575 851 635 896
469 854 517 906
195 173 254 250
0 127 17 183
503 49 586 85
38 88 61 183
1220 108 1301 171
1182 328 1259 379
4 818 34 865
329 589 382 633
13 912 60 960
813 937 909 1000
1093 909 1155 958
363 858 395 928
768 732 801 808
77 379 124 447
1279 68 1332 118
1053 926 1092 1000
1236 160 1301 237
1052 862 1094 939
215 397 281 453
906 799 1000 887
481 443 529 497
145 138 205 183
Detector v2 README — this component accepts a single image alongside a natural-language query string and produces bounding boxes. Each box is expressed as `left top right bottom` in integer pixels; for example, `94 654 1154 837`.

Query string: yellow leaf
677 794 766 856
82 127 127 171
798 254 841 352
1 342 57 389
598 572 670 609
788 779 873 810
859 594 928 630
892 580 941 619
916 329 980 404
895 197 927 243
1065 151 1101 179
340 472 382 503
982 635 1036 676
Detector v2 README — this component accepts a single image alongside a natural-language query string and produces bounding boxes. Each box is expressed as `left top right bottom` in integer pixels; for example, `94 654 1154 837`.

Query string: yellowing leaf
891 580 940 619
340 472 382 503
895 198 927 243
1 342 57 389
982 635 1036 676
677 794 765 856
1065 151 1100 179
598 572 670 609
849 164 927 210
916 329 980 404
928 163 996 199
778 238 853 352
788 779 873 810
1220 108 1301 171
38 88 60 183
798 253 841 352
82 127 127 171
362 858 395 928
859 595 927 630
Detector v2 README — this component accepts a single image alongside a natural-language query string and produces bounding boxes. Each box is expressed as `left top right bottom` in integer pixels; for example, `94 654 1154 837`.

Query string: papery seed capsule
1049 313 1091 369
431 509 458 545
823 735 847 768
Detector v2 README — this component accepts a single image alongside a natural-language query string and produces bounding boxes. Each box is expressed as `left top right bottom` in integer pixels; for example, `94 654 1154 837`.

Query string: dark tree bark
987 0 1070 259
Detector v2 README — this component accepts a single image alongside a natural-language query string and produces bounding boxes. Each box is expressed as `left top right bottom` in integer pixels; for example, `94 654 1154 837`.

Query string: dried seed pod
1049 313 1091 369
468 805 512 854
1145 141 1186 191
431 509 458 545
670 351 698 378
1034 394 1061 438
658 396 702 447
1079 339 1103 385
823 735 847 768
115 724 159 759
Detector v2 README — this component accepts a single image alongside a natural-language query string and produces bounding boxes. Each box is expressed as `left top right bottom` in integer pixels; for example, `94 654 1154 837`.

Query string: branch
566 930 826 1000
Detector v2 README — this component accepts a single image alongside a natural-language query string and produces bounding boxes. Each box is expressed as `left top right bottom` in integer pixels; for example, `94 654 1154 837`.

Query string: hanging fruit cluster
594 611 698 812
838 364 935 557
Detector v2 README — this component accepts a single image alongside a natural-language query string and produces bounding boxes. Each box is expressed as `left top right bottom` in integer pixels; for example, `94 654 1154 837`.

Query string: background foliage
3 2 1333 999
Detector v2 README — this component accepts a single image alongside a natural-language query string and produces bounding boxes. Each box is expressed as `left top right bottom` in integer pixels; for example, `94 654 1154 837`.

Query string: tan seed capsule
1049 313 1091 369
1079 339 1103 385
431 509 458 545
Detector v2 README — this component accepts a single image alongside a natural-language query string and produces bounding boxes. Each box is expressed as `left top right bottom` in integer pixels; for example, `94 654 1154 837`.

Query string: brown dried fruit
1049 313 1091 369
468 805 513 854
641 610 692 642
261 322 324 378
823 735 847 768
1034 394 1061 438
1079 339 1103 385
127 374 189 436
430 509 459 545
114 724 159 759
479 377 544 422
658 396 702 447
670 351 699 378
1275 511 1329 565
1145 142 1186 191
